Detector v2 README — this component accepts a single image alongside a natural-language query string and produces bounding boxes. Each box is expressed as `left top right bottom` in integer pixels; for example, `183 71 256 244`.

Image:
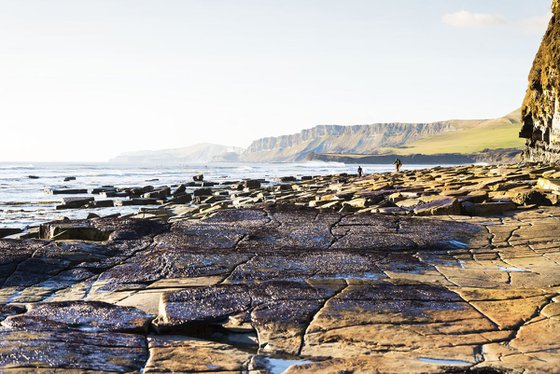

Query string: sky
0 0 553 162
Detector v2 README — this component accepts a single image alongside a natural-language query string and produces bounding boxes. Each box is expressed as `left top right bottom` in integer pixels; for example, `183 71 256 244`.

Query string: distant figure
193 174 204 182
357 166 363 177
393 158 403 172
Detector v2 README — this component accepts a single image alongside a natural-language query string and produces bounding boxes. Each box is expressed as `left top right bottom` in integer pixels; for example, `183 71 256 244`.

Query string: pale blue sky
0 0 552 161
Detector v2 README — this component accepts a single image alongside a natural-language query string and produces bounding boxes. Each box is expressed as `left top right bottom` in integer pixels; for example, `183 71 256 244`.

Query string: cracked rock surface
0 205 559 373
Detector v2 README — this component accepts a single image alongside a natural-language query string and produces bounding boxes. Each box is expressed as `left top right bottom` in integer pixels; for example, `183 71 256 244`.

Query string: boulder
143 187 170 199
126 186 154 197
510 190 552 206
193 188 213 197
413 198 461 216
63 176 77 181
168 194 192 204
172 184 187 196
462 201 518 216
458 190 488 204
39 222 112 241
56 197 95 210
243 179 261 189
536 178 560 192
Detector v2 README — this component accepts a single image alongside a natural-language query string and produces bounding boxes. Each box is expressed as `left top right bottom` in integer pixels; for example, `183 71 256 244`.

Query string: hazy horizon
0 0 552 162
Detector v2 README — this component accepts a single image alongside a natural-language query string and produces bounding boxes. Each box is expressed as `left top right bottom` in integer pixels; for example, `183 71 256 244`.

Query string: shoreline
3 161 560 239
0 162 559 371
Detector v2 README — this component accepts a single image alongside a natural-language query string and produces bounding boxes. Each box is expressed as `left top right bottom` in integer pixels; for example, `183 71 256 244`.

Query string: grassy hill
379 109 523 155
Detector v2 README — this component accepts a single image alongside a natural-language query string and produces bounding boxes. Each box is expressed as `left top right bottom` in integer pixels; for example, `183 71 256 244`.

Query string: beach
0 162 559 372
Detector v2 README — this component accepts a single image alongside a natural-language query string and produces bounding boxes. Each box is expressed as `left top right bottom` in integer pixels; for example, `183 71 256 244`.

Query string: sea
0 162 457 230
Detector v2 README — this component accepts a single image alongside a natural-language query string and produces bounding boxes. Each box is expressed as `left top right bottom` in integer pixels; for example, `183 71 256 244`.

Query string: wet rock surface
1 171 560 372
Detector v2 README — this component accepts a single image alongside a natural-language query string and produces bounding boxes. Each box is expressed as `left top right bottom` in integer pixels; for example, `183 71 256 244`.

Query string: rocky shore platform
1 163 560 373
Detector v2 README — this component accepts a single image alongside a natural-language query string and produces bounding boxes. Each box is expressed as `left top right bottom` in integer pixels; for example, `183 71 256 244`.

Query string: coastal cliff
520 0 560 162
240 122 468 162
241 111 522 163
110 143 243 164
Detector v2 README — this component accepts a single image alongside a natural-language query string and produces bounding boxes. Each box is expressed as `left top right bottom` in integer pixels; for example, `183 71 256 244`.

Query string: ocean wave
0 164 35 170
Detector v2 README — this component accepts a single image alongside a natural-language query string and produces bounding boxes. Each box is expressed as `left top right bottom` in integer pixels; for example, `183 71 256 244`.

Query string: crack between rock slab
326 214 346 249
20 236 157 303
297 280 348 356
505 226 522 247
499 294 558 351
447 291 502 331
0 241 52 289
483 225 495 249
219 254 257 285
431 265 461 288
302 316 502 336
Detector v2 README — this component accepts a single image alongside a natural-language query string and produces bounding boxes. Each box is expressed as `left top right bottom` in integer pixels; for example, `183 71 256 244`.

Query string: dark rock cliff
520 0 560 162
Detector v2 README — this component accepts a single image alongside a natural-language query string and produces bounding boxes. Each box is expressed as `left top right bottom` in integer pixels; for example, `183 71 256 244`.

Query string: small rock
88 200 115 208
56 197 94 210
115 198 159 206
413 198 461 216
193 188 213 197
536 178 560 191
92 186 117 194
168 194 192 204
48 188 88 195
281 176 298 182
172 184 187 196
100 191 130 198
39 222 112 241
143 187 170 199
63 176 77 182
243 179 261 189
0 227 22 238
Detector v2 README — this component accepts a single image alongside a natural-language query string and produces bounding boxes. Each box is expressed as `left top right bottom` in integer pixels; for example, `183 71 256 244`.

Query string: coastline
4 161 558 239
0 162 559 371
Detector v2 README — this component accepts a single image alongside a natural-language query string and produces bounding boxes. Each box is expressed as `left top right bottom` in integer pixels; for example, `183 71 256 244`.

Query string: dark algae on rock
0 199 559 372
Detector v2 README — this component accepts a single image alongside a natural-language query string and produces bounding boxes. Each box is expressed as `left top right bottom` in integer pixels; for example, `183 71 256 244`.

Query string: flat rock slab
2 301 154 333
156 281 342 354
0 330 148 372
145 336 253 373
0 206 559 373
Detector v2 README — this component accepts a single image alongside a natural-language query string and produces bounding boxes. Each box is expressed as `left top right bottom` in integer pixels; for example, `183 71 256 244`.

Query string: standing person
393 158 403 172
357 166 363 177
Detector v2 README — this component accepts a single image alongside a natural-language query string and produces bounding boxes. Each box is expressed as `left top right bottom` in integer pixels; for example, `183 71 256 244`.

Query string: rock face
520 0 560 162
241 122 456 162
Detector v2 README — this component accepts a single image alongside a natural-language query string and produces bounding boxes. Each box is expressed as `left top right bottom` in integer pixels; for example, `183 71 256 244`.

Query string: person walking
393 158 403 172
357 166 363 177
